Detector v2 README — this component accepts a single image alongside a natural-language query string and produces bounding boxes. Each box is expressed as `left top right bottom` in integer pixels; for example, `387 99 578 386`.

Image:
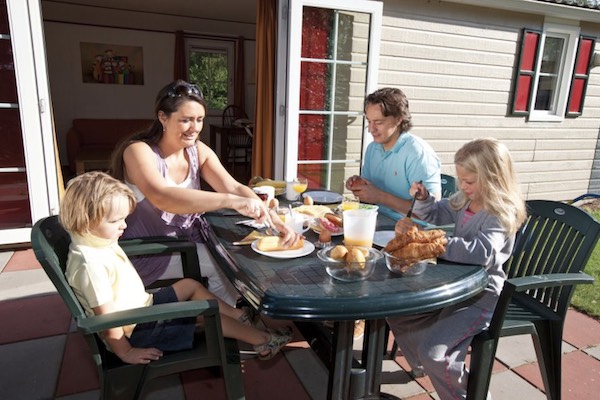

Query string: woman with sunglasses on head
110 80 301 307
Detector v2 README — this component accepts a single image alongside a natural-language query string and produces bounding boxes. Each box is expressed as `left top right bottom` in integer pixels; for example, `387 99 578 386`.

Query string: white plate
302 190 343 205
373 230 395 248
251 239 315 259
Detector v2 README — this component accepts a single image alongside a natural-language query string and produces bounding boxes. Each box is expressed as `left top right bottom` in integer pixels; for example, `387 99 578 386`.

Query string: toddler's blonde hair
59 171 136 236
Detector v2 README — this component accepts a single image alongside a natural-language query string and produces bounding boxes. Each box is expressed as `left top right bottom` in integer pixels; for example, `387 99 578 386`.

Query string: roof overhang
443 0 600 24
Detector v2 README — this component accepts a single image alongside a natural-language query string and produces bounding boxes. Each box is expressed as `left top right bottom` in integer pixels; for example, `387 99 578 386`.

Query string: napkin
233 230 266 245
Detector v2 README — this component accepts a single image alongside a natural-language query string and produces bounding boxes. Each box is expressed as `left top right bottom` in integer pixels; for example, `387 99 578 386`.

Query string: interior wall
41 3 257 166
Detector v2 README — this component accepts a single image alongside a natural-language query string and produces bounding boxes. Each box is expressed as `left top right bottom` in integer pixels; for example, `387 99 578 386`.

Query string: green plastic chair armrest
505 272 594 293
77 299 218 334
119 237 203 283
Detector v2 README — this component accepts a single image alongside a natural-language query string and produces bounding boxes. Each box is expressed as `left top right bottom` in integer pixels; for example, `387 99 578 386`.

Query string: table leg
363 319 386 398
329 320 354 400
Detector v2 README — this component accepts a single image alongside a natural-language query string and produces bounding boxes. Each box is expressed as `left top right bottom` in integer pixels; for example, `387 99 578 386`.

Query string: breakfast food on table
254 179 286 189
330 245 349 260
318 229 332 244
314 216 342 235
384 225 447 272
256 236 305 252
269 197 279 209
303 194 314 205
346 247 367 269
293 204 335 218
329 244 370 269
324 213 343 227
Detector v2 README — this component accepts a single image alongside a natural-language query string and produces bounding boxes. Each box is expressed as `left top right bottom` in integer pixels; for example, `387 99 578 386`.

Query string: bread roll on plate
256 236 305 252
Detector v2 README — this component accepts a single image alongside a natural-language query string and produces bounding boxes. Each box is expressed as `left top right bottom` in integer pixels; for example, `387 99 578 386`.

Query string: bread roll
256 236 304 252
330 245 349 260
346 247 366 269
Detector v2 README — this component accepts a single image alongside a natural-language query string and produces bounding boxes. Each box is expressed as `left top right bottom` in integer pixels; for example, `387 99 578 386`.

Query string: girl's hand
409 182 429 201
120 347 163 365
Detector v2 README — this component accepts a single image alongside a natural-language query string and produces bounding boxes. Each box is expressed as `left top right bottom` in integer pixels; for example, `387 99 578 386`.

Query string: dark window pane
0 109 25 168
0 0 8 35
0 172 31 229
300 61 332 111
298 114 328 162
301 7 333 59
0 39 17 103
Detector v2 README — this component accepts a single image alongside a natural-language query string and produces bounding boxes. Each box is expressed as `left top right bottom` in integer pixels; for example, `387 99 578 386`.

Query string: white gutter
443 0 600 23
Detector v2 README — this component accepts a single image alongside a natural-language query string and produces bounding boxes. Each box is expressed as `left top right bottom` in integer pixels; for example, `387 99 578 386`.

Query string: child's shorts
128 286 196 351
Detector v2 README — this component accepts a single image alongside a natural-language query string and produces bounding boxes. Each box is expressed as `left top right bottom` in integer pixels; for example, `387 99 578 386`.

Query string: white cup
286 212 310 235
285 181 297 201
253 186 275 204
343 209 378 248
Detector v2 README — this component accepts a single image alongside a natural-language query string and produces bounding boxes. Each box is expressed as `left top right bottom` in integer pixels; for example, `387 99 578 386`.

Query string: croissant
391 238 447 260
407 228 447 243
383 233 413 253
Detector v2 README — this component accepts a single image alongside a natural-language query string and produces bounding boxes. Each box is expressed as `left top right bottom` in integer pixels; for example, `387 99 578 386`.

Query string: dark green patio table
201 210 489 400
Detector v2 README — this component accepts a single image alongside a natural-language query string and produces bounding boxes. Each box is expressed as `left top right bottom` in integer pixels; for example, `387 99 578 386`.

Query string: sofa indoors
66 118 153 175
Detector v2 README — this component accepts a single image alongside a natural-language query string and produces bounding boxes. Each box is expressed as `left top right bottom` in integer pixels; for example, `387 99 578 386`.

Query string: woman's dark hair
364 87 413 133
110 80 206 180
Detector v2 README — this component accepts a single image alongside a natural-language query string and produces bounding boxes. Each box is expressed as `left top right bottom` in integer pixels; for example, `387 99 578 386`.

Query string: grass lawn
570 208 600 319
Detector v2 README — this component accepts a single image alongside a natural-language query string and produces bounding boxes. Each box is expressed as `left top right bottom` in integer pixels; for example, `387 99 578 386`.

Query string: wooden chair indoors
31 216 245 400
222 105 252 181
467 200 600 400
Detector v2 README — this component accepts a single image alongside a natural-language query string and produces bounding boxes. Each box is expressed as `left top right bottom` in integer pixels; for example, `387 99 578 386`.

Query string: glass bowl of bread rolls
317 244 382 282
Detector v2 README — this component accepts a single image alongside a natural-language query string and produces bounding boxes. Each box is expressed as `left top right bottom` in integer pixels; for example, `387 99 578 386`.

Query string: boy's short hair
59 171 136 236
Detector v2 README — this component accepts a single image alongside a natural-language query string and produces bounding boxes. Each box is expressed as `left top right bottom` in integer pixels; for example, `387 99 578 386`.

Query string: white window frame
275 0 382 182
186 38 235 117
528 22 580 122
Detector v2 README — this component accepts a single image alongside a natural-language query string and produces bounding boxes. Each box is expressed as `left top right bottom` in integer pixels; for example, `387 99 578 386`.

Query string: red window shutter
566 35 596 117
511 29 541 116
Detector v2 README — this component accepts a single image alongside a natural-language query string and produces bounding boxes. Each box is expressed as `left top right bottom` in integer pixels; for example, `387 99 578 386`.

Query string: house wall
41 2 256 166
381 0 600 202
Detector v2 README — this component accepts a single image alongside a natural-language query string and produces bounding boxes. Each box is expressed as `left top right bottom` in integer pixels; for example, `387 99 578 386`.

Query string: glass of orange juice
341 195 360 211
343 209 378 248
290 177 308 205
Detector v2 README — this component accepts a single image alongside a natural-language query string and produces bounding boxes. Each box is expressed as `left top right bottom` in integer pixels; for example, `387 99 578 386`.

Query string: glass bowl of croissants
317 244 383 282
382 224 448 276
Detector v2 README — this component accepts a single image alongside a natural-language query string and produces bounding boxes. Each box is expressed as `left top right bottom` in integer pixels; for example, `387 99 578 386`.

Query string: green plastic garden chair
31 215 245 400
467 200 599 400
441 173 457 198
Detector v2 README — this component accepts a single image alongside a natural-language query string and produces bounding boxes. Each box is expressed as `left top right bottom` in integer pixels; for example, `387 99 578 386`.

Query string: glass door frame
3 0 60 245
275 0 382 183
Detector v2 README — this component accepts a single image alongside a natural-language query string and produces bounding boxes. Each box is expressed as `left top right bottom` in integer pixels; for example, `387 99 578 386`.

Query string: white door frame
4 0 60 245
274 0 382 182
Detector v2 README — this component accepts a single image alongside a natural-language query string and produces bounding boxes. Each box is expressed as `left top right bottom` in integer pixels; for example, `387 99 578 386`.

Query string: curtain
174 30 187 81
253 0 277 179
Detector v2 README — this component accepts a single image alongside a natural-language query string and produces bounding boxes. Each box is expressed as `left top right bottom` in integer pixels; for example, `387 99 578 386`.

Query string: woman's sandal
238 306 260 326
253 327 293 360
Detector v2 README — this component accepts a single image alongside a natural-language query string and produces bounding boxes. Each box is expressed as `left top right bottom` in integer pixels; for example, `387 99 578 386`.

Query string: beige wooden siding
379 0 600 202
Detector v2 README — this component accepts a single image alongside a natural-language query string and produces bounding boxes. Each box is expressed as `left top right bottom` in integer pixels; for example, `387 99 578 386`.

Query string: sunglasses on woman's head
166 83 204 99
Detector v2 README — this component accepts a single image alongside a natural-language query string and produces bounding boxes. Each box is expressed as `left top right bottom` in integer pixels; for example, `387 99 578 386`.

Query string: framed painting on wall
80 42 144 85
